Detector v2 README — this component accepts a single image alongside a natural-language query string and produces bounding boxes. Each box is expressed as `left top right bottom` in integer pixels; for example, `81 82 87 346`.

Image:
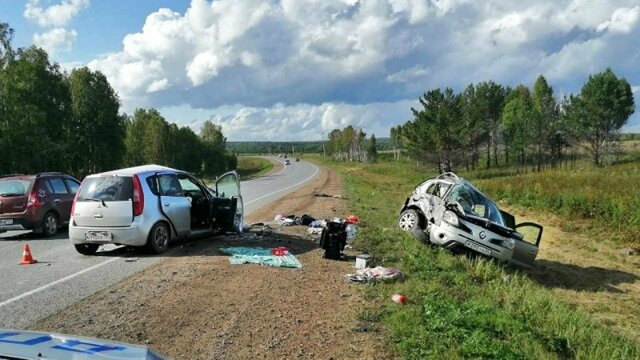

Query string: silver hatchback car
69 165 243 255
398 173 543 267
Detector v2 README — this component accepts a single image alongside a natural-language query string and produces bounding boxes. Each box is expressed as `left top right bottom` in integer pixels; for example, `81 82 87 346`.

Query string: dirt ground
505 205 640 341
33 165 393 359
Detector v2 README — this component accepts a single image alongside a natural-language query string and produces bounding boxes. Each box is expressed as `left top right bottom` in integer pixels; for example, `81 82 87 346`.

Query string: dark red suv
0 172 81 237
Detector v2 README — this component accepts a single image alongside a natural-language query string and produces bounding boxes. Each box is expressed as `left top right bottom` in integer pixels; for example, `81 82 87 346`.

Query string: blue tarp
220 247 302 268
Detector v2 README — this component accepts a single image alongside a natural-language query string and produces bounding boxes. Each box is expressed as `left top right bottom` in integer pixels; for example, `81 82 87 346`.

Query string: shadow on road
524 259 639 293
0 229 68 242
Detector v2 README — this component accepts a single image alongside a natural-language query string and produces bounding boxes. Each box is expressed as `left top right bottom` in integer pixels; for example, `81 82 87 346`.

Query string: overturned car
398 173 543 267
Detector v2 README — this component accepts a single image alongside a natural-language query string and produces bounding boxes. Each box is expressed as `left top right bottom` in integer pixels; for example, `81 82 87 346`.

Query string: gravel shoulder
33 165 392 359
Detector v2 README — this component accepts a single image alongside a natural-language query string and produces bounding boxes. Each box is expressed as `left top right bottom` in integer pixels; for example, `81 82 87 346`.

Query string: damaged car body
398 173 543 267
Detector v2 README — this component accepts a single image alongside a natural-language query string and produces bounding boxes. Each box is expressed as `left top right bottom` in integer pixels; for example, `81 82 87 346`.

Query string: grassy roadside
311 155 639 359
237 156 275 180
468 162 640 244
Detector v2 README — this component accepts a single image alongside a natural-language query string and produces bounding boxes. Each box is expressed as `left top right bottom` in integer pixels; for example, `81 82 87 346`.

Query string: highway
0 157 318 329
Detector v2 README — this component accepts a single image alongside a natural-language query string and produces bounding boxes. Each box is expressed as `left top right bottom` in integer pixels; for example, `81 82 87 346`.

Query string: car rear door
47 177 73 222
213 171 243 232
72 176 134 227
156 173 191 237
512 222 543 266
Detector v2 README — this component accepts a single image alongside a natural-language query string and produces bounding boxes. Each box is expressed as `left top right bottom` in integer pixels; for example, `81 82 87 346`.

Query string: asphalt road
0 157 318 329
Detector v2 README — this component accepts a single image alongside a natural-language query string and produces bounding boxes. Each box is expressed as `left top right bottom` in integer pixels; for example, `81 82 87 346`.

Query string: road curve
0 157 319 329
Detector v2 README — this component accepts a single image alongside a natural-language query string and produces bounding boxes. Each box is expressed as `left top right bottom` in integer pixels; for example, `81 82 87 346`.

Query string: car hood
0 329 165 359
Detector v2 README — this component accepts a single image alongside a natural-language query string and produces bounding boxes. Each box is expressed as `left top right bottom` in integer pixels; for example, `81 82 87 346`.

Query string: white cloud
632 85 639 94
161 99 416 141
83 0 639 139
24 0 90 28
596 6 639 33
33 28 78 55
386 65 429 83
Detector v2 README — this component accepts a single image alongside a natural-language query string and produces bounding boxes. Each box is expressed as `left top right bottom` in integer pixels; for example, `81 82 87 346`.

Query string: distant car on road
69 165 243 255
284 159 291 165
398 172 543 267
0 172 81 237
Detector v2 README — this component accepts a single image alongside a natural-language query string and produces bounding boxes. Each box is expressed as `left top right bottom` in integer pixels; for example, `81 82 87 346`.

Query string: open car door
512 222 543 266
212 171 243 233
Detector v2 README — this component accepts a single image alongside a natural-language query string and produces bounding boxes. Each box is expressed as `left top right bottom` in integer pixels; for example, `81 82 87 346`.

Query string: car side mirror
446 201 465 216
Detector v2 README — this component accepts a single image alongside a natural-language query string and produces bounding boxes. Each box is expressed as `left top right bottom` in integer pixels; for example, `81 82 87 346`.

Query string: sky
1 0 639 141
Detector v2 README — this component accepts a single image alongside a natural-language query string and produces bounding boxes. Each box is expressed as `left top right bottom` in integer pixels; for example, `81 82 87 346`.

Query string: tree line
326 125 377 162
0 23 235 179
391 70 635 173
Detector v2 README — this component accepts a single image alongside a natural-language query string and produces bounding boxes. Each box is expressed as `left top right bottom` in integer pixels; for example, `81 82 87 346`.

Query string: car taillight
132 174 144 217
26 192 41 208
70 186 81 215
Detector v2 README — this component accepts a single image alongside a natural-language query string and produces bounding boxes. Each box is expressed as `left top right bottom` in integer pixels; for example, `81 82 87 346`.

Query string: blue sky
1 0 639 141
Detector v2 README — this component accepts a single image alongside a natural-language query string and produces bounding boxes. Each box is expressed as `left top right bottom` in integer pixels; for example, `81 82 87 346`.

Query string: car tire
146 222 170 254
74 243 99 255
42 212 59 237
398 209 429 244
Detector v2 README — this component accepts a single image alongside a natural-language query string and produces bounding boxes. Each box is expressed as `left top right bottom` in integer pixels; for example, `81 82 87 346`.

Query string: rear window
0 179 32 196
78 176 133 202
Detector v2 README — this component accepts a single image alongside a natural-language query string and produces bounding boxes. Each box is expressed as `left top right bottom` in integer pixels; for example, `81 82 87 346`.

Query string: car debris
398 172 543 267
346 266 404 283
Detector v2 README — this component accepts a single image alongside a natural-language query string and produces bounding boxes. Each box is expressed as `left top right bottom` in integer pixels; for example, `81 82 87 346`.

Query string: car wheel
42 212 59 237
398 209 429 243
146 222 170 254
74 243 99 255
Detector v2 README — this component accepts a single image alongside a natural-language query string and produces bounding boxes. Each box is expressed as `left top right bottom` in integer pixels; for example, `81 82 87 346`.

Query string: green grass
236 156 274 180
311 155 639 359
468 162 640 243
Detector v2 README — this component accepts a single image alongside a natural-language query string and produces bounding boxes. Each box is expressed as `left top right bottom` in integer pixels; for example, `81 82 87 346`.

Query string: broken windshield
446 182 504 226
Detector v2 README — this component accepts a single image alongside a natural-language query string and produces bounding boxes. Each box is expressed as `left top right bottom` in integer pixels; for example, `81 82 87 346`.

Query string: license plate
465 240 491 256
0 219 13 225
85 231 112 241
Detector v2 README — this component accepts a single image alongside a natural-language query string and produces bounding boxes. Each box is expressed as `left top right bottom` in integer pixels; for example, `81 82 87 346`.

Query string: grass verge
311 155 639 359
237 156 274 180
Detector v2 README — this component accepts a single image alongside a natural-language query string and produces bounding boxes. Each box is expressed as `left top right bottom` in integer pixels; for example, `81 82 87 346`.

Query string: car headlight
500 238 515 250
442 210 459 227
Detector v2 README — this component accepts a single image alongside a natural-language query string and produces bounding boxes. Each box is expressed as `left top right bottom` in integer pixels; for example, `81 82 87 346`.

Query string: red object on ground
391 293 407 305
271 247 289 256
19 244 38 265
346 215 359 224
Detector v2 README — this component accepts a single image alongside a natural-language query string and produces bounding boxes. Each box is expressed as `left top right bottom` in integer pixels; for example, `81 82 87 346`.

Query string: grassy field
470 162 640 244
311 155 639 359
236 156 274 180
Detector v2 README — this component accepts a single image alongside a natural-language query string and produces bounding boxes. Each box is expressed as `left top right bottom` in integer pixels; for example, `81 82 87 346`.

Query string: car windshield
446 181 504 226
0 179 31 196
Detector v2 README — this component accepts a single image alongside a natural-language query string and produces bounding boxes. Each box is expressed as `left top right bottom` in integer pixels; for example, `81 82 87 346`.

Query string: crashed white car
398 173 543 267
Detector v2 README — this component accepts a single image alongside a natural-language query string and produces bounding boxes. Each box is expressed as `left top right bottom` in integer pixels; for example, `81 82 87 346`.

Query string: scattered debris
221 247 302 268
620 248 637 256
307 227 323 235
346 266 404 283
355 254 372 269
391 294 408 305
346 215 360 224
320 221 347 260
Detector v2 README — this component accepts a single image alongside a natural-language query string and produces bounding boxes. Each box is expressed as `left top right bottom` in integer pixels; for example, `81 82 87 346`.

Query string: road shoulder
32 165 391 359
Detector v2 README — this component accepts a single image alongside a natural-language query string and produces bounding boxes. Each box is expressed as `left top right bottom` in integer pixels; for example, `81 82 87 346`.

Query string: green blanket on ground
220 247 302 268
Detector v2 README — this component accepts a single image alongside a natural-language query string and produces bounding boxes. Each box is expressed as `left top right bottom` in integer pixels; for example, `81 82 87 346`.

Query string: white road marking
0 257 120 309
245 163 319 206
